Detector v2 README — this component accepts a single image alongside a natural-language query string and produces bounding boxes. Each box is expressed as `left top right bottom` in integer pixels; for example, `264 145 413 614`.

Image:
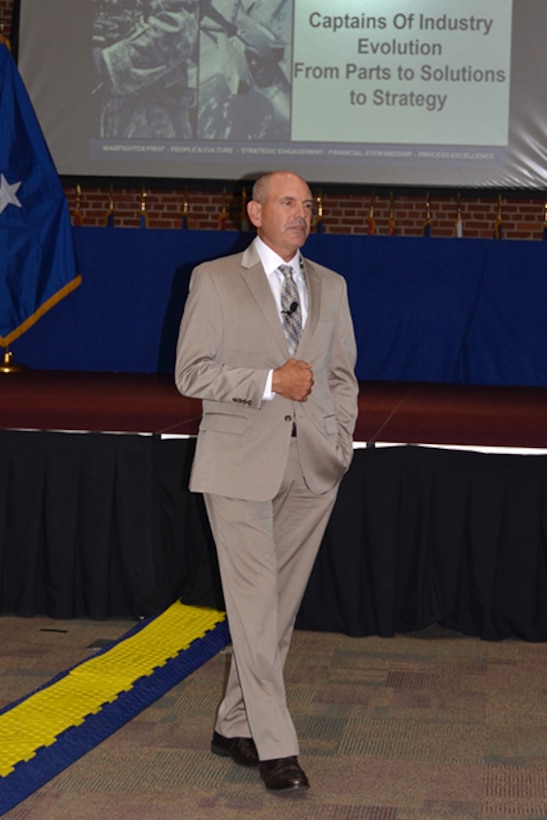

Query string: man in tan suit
175 170 358 792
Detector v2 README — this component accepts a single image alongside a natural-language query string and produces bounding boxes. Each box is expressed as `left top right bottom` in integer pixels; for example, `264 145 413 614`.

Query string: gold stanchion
0 348 27 373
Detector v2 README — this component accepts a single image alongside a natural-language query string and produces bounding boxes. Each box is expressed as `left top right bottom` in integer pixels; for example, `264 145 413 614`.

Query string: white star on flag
0 173 22 215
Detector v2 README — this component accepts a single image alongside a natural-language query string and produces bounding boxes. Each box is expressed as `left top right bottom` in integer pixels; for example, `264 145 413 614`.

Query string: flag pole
105 184 115 227
0 5 10 50
422 192 432 236
366 195 376 235
218 188 228 230
181 187 189 229
240 187 249 231
73 184 83 226
493 194 503 239
140 186 149 228
314 192 324 233
388 192 396 235
454 193 463 238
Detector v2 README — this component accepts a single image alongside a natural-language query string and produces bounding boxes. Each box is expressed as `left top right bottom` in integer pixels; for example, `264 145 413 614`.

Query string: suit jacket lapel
240 246 289 356
239 246 322 358
299 259 321 352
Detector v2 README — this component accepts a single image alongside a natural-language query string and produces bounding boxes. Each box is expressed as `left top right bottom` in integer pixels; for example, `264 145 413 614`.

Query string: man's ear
247 200 262 228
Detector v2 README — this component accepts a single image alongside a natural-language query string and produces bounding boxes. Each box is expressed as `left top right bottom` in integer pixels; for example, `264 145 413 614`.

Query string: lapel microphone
282 301 299 316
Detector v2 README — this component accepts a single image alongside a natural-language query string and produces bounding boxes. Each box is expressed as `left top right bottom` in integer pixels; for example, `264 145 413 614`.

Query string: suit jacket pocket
200 412 247 434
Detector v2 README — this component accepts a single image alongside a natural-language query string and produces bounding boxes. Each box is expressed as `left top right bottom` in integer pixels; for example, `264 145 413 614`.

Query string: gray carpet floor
1 614 546 819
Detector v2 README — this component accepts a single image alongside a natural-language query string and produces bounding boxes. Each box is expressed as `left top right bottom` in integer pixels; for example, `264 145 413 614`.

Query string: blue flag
0 43 81 347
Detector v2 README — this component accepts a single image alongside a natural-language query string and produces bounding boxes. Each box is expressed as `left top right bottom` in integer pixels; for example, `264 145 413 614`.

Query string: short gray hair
251 173 275 204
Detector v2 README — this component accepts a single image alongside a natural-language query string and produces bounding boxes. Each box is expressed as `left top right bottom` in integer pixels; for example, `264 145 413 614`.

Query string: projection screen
14 0 547 187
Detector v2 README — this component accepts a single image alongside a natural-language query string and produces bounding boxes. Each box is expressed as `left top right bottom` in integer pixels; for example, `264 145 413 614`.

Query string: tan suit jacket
175 241 358 501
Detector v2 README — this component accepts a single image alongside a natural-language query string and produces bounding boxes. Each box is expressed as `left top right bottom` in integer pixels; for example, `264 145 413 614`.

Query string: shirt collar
254 236 301 278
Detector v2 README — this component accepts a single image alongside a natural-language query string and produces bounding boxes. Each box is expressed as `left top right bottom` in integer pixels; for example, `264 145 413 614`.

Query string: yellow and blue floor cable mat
0 601 229 815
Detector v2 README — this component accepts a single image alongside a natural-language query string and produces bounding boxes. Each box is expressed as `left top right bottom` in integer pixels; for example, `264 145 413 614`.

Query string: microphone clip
282 301 299 317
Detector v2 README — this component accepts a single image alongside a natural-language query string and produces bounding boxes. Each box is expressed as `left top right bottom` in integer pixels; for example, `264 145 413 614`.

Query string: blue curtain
12 229 547 386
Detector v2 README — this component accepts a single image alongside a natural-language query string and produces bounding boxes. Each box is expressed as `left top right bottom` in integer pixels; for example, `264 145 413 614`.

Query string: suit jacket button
284 415 292 423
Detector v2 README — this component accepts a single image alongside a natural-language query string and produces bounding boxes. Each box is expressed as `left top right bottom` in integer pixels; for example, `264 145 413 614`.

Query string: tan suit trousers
204 440 338 761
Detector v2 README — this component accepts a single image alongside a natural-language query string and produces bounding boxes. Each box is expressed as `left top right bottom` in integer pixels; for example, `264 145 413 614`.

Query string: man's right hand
272 359 314 402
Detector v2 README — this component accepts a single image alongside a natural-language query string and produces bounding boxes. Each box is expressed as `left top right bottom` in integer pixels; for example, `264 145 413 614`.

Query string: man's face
248 173 313 261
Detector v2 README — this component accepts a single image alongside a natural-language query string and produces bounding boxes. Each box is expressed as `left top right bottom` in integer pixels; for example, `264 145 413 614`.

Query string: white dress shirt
254 236 309 326
253 236 308 400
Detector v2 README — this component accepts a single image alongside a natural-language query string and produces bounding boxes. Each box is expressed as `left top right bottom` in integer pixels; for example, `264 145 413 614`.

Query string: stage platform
1 370 547 450
1 372 547 641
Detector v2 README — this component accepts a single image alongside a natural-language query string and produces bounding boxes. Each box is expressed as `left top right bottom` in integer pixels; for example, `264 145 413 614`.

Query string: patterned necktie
278 264 302 356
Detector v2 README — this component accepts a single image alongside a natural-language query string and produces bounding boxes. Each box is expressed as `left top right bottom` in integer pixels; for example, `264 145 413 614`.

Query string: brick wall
62 185 547 240
4 0 546 239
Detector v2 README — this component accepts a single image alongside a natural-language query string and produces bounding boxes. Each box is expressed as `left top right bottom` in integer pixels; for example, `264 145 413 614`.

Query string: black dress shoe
211 731 259 767
259 756 309 792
